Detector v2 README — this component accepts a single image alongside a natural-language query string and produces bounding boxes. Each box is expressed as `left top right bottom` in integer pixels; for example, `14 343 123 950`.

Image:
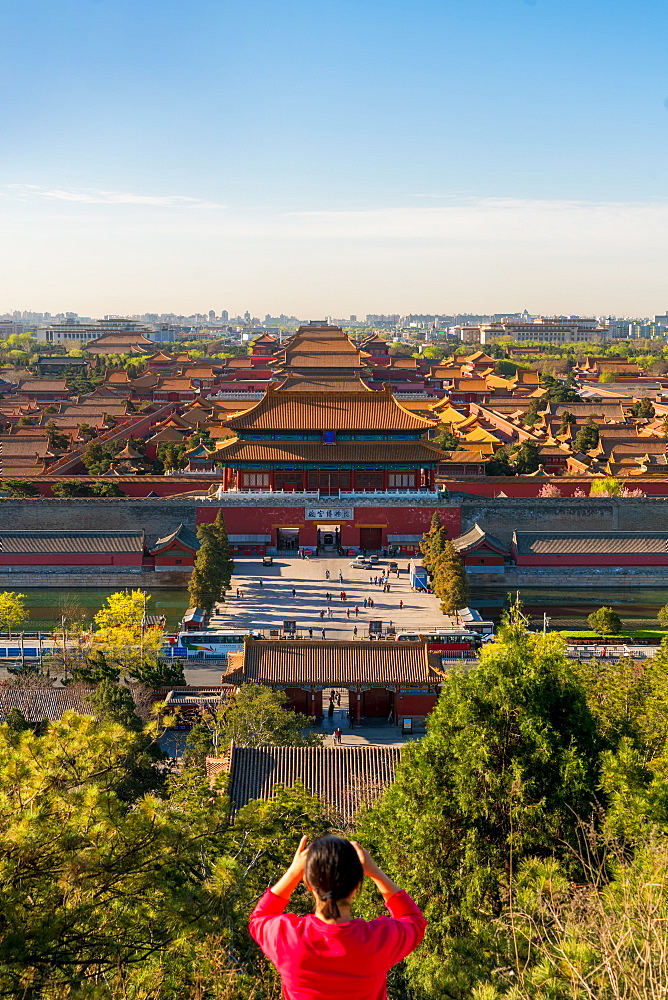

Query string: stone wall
0 499 198 547
457 495 668 548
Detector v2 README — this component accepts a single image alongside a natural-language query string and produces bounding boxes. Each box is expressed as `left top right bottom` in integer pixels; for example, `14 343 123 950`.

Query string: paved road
209 555 446 637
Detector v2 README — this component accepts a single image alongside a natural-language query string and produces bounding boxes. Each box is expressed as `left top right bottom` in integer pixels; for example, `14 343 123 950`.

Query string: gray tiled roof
0 686 95 722
0 530 145 554
225 640 440 686
452 522 508 555
228 745 402 824
514 531 668 556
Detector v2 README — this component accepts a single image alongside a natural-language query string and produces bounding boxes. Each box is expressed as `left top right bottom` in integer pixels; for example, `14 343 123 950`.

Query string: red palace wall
197 503 461 552
395 692 438 716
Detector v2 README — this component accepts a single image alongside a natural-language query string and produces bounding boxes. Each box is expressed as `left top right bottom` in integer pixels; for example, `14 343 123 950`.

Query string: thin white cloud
4 184 225 209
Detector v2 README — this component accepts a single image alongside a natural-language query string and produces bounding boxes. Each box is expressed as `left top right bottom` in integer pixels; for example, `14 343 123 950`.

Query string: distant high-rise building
209 310 216 322
221 310 229 322
350 315 357 322
244 311 251 324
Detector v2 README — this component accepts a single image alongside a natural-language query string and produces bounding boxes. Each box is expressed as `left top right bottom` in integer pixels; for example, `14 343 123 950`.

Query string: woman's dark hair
305 835 363 920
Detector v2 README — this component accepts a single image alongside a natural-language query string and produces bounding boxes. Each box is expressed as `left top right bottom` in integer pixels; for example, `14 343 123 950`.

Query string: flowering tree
538 484 562 497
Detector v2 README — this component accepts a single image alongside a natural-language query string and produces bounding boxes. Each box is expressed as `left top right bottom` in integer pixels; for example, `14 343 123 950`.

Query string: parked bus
164 631 263 658
395 630 481 657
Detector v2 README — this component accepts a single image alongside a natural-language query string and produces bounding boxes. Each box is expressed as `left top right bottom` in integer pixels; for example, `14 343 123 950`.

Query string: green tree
3 478 40 498
573 417 600 452
0 592 28 637
69 650 120 685
44 420 69 451
558 410 576 434
514 439 540 474
214 684 321 750
210 509 234 596
158 441 187 471
52 480 95 497
77 421 99 440
188 523 227 611
81 440 116 475
599 370 616 383
486 445 515 476
523 397 541 427
357 627 599 998
85 678 142 730
129 659 186 687
632 396 656 418
433 539 469 614
541 373 581 402
587 605 623 635
91 480 125 496
435 429 461 450
4 707 31 733
658 604 668 628
420 512 445 576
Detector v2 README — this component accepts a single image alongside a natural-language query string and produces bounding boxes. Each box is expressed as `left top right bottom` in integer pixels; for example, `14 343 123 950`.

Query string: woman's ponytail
305 836 363 919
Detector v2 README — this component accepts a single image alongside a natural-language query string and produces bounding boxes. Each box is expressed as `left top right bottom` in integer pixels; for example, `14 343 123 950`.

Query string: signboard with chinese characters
304 506 354 521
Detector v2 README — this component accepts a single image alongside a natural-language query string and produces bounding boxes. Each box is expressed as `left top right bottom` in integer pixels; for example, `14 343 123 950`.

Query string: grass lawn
560 629 668 643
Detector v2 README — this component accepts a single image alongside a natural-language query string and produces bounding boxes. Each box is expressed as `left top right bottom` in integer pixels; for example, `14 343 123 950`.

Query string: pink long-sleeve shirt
249 888 426 1000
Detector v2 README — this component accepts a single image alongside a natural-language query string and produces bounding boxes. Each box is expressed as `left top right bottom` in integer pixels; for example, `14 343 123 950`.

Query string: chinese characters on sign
304 507 354 520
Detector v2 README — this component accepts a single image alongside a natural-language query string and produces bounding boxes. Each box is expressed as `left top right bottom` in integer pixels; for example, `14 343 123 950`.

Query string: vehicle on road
164 630 263 658
395 630 482 657
262 555 273 566
349 559 371 569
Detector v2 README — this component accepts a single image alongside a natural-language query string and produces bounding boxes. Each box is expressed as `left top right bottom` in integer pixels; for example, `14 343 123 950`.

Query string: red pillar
382 468 389 490
269 469 275 491
308 690 316 717
355 692 362 724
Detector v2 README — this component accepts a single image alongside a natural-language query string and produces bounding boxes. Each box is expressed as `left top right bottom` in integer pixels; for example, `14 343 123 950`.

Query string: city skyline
2 0 668 313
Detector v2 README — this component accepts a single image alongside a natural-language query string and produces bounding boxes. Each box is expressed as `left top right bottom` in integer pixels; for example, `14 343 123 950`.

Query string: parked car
368 554 379 563
349 559 371 569
388 561 399 573
262 555 273 566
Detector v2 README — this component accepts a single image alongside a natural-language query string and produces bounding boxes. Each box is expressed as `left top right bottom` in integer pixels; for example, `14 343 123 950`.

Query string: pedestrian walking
355 605 359 616
321 629 326 640
320 609 325 620
368 597 374 609
328 701 334 719
292 588 297 598
328 607 333 619
363 598 368 609
259 579 263 588
340 591 345 601
348 710 354 728
326 592 331 603
334 727 342 745
353 625 358 638
336 692 341 707
346 608 350 618
236 588 240 598
308 628 313 639
399 600 403 609
239 589 245 599
325 570 330 580
338 570 343 582
342 591 347 601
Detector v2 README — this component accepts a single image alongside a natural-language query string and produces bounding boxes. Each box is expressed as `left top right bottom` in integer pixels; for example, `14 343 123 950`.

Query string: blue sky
2 0 668 316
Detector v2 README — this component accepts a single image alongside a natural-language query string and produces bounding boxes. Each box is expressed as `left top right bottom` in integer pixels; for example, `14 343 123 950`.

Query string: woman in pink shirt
249 835 426 1000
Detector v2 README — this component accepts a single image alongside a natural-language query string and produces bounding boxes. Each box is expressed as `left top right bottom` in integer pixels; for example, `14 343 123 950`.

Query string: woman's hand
288 835 310 878
271 835 310 900
351 841 383 879
351 841 401 901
